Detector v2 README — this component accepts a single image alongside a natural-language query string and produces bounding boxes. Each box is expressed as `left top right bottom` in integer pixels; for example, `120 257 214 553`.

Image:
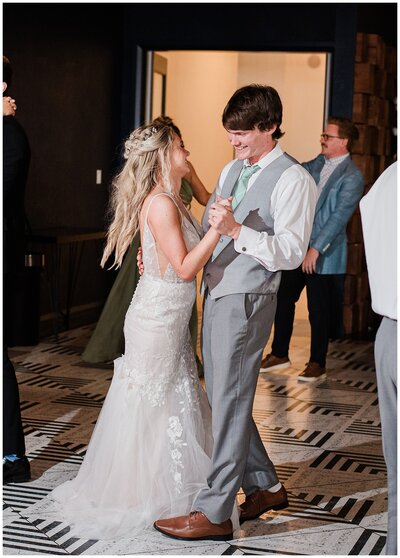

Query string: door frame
144 52 168 124
135 48 333 129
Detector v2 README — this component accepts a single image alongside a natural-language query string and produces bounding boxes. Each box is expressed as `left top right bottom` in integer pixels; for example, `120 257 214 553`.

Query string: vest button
242 247 247 252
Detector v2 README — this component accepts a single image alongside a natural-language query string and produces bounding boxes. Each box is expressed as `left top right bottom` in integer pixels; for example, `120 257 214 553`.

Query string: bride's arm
148 195 220 282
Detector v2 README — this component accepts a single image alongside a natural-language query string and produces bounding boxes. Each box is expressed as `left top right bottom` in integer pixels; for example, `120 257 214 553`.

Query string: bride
51 123 228 539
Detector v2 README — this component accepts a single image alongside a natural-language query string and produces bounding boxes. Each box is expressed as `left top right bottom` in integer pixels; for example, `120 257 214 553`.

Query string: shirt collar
324 153 349 166
244 143 283 170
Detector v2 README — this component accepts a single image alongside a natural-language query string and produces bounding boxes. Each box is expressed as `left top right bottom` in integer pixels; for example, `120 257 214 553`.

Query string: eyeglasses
320 133 344 141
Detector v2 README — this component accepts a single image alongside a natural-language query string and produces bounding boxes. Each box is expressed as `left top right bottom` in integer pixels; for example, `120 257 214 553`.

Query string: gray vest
202 153 298 299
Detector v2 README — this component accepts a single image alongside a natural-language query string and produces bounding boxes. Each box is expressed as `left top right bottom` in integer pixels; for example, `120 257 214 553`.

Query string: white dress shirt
216 144 317 272
360 162 397 320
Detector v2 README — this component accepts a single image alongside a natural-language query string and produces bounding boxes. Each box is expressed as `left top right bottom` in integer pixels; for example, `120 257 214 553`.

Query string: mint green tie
232 164 260 209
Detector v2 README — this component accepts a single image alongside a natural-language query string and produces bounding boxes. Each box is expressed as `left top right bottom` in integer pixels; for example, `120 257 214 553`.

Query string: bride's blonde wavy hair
101 123 175 269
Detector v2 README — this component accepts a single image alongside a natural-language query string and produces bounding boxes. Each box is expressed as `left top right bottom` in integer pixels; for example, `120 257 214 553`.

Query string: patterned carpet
3 320 387 555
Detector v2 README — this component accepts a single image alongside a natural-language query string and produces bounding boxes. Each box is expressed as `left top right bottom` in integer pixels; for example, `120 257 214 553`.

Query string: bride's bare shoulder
141 192 180 226
145 192 177 213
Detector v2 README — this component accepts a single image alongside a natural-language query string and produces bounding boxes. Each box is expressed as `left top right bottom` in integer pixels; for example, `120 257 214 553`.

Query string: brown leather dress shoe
298 361 327 382
154 511 233 541
239 485 288 524
260 353 291 372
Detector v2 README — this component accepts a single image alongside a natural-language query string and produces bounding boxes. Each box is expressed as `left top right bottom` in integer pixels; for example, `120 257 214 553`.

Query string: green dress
82 179 199 363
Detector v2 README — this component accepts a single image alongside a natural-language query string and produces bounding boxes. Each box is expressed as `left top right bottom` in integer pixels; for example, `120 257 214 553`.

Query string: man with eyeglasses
261 116 364 382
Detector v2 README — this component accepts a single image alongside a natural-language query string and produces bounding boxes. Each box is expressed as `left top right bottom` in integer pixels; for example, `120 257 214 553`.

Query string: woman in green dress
82 117 210 364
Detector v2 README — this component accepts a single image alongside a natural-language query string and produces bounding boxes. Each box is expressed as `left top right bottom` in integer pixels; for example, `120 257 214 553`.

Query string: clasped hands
3 96 17 116
208 196 241 239
137 195 240 277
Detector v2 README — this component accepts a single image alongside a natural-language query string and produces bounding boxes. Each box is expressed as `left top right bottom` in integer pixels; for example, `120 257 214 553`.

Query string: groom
155 84 317 540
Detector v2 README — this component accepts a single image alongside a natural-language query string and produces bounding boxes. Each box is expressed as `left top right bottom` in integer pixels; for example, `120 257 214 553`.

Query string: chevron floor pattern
3 315 388 555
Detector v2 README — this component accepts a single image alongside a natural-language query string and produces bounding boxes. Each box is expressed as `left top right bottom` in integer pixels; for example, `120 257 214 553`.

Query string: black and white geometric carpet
3 322 387 555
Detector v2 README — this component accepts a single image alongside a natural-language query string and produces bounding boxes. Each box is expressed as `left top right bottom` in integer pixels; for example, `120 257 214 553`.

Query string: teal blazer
303 155 364 274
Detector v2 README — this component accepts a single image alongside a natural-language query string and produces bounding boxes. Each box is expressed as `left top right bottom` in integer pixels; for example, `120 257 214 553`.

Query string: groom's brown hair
222 84 284 140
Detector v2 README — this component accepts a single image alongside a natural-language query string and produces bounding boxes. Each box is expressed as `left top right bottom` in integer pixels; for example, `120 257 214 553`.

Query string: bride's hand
136 247 144 276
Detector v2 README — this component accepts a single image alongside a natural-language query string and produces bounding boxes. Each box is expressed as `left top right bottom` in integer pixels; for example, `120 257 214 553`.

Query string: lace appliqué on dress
174 343 201 414
167 416 187 494
115 354 176 407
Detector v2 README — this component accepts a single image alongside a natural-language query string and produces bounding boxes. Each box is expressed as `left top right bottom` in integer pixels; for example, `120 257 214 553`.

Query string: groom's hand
216 195 233 212
208 199 241 239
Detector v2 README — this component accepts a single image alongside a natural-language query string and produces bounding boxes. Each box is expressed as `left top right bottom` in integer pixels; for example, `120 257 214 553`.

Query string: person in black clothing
3 55 31 483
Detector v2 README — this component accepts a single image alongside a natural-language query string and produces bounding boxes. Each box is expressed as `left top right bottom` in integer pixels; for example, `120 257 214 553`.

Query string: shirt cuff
233 225 260 254
312 241 330 254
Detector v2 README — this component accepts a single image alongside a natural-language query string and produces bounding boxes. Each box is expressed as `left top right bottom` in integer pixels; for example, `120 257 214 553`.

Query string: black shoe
3 456 31 484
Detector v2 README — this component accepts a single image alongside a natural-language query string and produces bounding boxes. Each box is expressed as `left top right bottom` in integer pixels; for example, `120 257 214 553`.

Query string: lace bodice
142 193 202 283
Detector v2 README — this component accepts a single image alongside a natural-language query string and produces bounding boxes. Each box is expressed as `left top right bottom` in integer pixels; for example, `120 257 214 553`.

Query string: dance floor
3 317 387 555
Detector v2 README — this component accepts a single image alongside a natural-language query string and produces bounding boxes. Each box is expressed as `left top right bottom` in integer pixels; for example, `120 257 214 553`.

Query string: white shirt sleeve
233 165 317 271
360 162 397 320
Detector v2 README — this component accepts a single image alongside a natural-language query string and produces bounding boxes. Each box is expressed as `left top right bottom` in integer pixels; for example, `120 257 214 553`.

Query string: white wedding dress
51 193 214 540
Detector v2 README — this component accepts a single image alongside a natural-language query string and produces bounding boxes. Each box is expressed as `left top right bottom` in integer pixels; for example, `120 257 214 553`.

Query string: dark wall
4 5 124 228
357 2 397 46
3 4 125 318
3 3 396 331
